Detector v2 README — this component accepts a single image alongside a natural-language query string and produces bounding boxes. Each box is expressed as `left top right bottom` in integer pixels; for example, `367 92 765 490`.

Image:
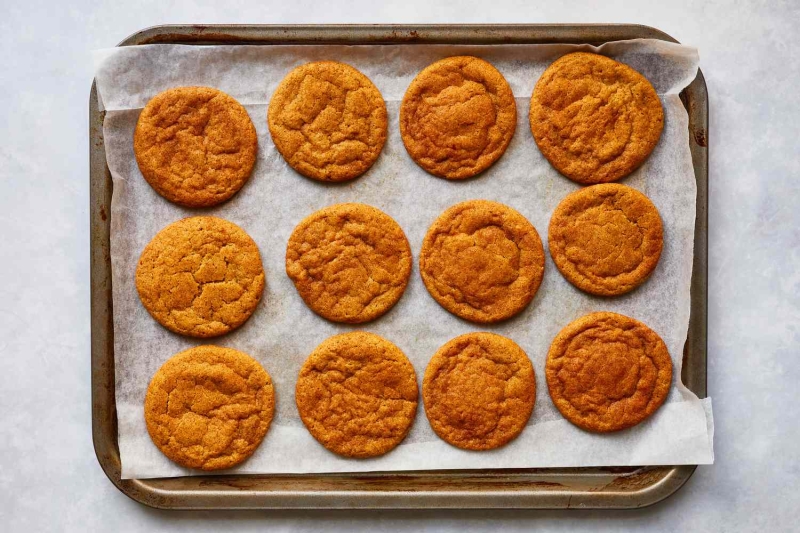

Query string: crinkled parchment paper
93 39 714 479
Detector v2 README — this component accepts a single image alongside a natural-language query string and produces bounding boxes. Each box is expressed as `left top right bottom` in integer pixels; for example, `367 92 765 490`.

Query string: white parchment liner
93 39 714 479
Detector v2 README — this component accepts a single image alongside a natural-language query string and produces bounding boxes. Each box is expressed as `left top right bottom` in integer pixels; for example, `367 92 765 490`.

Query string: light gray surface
0 1 797 531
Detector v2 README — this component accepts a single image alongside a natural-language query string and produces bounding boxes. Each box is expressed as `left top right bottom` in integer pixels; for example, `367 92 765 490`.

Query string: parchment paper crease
93 39 714 479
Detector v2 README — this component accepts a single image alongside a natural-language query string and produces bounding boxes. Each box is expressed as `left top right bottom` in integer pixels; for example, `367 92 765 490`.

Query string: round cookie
295 332 418 458
268 61 388 182
136 216 265 337
400 56 517 180
546 312 673 432
419 200 545 323
423 333 536 450
549 184 663 296
144 345 275 470
285 203 412 323
530 52 664 184
134 86 257 207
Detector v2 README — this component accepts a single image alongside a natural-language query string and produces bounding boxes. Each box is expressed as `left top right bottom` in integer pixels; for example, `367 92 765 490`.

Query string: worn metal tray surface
90 24 708 510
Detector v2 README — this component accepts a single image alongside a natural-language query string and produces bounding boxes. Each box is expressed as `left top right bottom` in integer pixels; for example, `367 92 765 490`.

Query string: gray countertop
1 1 797 531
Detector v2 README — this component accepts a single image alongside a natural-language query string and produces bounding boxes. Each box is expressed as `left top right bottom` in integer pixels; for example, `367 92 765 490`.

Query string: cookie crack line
553 363 644 413
425 63 504 95
311 390 416 425
295 238 403 308
304 354 405 381
554 367 654 416
556 93 635 164
417 90 497 115
563 208 646 277
308 380 417 405
177 252 254 328
297 232 399 280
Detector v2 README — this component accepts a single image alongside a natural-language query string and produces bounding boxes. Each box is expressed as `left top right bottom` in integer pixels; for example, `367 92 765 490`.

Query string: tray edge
90 23 708 511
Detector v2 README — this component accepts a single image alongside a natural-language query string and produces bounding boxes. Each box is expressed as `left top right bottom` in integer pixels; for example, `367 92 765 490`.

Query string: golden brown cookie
546 312 673 432
549 184 663 296
136 217 265 337
423 333 536 450
400 56 517 179
286 203 412 323
134 86 257 207
295 332 418 458
419 200 545 323
530 52 664 184
144 345 275 470
268 61 387 182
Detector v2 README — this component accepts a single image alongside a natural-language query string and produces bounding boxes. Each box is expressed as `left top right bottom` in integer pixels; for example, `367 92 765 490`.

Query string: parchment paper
93 39 714 479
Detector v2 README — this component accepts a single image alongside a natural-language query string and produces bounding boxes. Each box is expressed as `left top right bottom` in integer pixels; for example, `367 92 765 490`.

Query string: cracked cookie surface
136 216 265 337
420 200 544 323
546 312 672 432
400 56 516 179
549 184 663 296
268 61 387 182
530 52 664 184
423 333 536 450
144 345 274 470
295 332 418 458
134 86 257 207
286 203 411 323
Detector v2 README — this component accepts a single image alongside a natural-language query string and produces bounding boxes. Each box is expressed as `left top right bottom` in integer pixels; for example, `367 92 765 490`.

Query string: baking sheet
93 39 714 479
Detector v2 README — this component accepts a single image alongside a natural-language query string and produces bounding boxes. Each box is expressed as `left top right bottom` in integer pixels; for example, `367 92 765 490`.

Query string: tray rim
90 23 708 510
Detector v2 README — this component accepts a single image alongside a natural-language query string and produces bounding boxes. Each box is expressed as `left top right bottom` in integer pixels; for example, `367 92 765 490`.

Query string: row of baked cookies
136 188 662 338
145 313 673 471
133 52 664 207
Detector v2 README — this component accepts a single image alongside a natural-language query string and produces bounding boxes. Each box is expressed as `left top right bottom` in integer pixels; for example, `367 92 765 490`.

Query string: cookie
423 333 536 450
546 312 673 432
134 86 257 207
136 216 265 337
144 345 275 470
295 332 418 458
549 184 663 296
419 200 545 323
400 56 516 179
530 52 664 184
286 203 412 323
268 61 387 182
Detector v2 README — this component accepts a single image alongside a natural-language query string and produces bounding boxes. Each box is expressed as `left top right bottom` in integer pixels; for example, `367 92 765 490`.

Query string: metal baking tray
90 24 708 509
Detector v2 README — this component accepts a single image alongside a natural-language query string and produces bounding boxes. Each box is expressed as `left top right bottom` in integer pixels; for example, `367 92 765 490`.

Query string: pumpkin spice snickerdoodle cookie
144 345 275 470
134 86 257 207
400 56 517 180
530 52 664 184
285 203 412 323
419 200 545 323
546 312 673 432
423 333 536 451
136 217 265 338
549 183 664 296
295 332 418 458
268 61 388 182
